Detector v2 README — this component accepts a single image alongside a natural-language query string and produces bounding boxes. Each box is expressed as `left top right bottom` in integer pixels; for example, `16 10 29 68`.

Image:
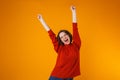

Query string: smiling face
59 32 71 45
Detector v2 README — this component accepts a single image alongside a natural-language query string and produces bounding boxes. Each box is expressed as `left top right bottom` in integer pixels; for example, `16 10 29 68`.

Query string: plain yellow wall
0 0 120 80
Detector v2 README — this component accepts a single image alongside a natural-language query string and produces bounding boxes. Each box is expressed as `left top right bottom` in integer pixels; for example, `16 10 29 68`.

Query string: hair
57 30 72 45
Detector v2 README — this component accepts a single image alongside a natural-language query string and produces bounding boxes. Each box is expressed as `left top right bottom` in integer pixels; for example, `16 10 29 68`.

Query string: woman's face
59 32 70 45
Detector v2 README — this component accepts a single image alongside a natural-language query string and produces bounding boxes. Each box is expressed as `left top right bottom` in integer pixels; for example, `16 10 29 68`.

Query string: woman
37 6 81 80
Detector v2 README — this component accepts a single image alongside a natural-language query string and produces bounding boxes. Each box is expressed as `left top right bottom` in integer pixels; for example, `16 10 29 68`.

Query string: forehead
59 32 67 37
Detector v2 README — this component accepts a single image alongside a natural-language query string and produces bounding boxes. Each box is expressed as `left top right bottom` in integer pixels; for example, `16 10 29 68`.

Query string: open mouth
64 39 68 42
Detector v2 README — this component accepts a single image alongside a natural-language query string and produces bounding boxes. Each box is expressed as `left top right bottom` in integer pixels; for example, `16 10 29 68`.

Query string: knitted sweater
48 23 81 78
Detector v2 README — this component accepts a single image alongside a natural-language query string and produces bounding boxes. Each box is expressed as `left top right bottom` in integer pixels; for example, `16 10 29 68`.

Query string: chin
64 42 70 45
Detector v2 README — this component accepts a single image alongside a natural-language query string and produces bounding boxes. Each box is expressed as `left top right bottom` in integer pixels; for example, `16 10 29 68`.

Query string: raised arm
37 14 59 52
71 6 77 23
37 14 50 31
71 6 81 49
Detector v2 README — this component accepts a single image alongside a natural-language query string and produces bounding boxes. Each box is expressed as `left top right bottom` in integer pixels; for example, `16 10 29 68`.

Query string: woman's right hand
37 14 50 31
37 14 42 20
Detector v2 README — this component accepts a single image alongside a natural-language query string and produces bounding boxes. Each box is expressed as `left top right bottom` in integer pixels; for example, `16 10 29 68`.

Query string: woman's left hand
70 6 76 12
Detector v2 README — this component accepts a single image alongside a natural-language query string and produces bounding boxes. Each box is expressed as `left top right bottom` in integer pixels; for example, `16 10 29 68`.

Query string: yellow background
0 0 120 80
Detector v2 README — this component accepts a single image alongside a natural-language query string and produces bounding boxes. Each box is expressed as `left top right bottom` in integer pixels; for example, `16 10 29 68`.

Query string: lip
64 39 68 42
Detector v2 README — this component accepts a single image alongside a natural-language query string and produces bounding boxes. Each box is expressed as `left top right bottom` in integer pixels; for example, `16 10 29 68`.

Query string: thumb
37 14 42 20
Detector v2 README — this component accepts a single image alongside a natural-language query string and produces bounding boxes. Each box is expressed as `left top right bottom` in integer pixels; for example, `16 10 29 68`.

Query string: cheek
61 38 64 42
67 36 70 40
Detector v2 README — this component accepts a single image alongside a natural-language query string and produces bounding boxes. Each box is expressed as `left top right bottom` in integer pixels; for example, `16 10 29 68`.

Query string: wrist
72 10 76 14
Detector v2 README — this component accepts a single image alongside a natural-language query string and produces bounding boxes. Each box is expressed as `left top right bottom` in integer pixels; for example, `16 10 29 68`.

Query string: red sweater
48 23 81 78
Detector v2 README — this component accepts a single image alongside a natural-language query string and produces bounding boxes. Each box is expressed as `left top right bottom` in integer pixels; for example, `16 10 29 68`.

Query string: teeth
64 39 68 42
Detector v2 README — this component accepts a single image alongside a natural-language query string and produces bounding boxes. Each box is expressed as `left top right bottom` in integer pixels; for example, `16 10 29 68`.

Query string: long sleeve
73 23 81 50
48 30 59 52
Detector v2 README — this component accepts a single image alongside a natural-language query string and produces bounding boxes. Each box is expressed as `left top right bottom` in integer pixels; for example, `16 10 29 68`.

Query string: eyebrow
60 35 64 38
60 33 67 38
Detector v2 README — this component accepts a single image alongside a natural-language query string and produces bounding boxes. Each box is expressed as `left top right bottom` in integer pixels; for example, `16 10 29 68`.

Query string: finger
72 6 75 10
70 6 76 11
37 14 42 19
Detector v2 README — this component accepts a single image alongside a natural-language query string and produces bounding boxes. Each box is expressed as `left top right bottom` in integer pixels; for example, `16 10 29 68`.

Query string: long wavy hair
57 30 72 45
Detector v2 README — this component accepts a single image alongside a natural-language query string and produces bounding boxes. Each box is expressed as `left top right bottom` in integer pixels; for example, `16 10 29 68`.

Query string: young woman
37 6 81 80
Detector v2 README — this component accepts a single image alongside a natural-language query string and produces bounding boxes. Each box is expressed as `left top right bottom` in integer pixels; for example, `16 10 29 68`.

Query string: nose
64 36 67 39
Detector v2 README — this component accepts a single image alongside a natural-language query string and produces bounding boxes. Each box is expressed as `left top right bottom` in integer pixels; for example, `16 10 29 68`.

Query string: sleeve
48 30 59 52
73 23 81 50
